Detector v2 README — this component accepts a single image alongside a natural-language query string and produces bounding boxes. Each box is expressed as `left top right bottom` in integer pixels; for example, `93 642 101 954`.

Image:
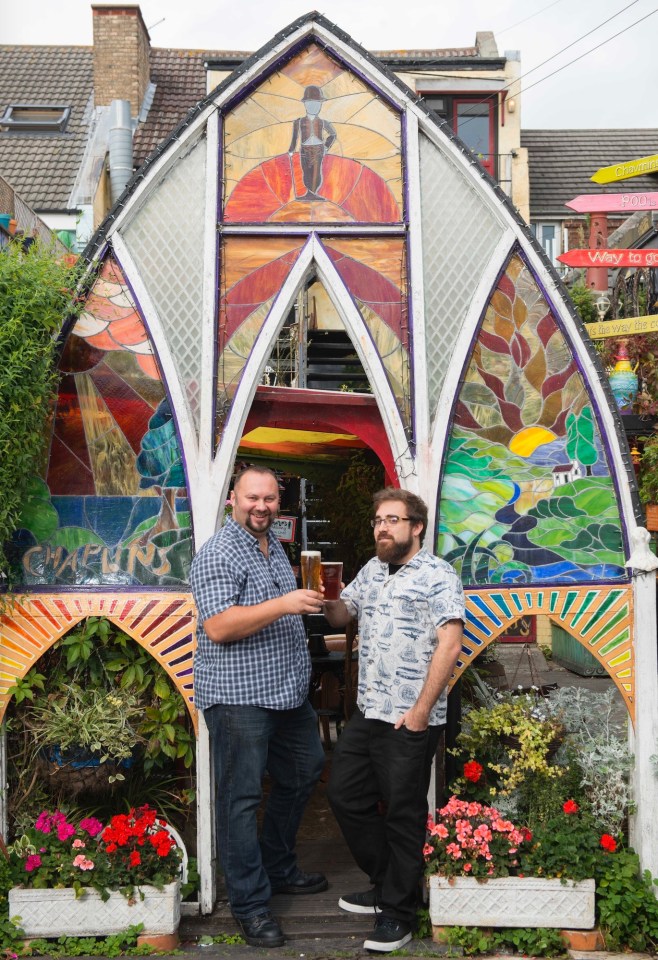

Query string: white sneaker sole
338 896 378 914
363 931 412 952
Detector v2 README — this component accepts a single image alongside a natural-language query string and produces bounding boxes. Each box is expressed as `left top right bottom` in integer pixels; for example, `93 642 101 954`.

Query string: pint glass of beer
300 550 322 591
321 561 343 601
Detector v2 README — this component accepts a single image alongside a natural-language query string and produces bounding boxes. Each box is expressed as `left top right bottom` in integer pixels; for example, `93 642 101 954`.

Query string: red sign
558 249 658 268
566 192 658 214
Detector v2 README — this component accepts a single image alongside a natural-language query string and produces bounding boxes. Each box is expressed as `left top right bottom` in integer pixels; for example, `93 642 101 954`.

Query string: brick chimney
92 4 150 117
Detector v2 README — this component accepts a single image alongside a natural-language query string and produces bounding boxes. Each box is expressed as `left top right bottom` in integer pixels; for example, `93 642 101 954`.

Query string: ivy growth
0 240 83 583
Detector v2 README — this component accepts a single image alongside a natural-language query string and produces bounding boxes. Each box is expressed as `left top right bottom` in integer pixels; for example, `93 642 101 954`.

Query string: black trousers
327 708 442 925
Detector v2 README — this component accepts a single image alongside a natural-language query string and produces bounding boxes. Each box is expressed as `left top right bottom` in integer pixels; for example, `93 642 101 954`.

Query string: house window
0 105 71 133
423 94 497 179
532 222 566 268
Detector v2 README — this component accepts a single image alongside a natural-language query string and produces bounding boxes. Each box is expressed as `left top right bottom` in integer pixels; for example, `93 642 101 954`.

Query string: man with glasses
191 465 327 948
323 487 464 953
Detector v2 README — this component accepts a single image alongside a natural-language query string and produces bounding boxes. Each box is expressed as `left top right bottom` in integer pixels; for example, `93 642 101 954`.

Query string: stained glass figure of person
288 85 336 200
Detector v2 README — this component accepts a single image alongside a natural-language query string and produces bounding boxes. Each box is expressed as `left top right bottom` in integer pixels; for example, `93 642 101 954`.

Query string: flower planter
9 879 180 938
429 875 595 929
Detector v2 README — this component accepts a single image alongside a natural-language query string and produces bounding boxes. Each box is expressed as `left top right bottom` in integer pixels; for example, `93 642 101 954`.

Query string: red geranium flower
563 799 579 814
129 850 141 867
520 827 533 842
464 761 484 783
600 834 617 852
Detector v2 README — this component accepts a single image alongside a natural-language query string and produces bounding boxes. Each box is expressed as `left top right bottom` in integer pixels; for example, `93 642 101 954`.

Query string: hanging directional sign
566 193 658 213
591 154 658 184
585 315 658 339
558 249 658 268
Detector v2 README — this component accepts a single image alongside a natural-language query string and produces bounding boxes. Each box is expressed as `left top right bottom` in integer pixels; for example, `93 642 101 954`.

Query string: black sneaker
338 888 379 914
363 916 412 952
236 911 285 948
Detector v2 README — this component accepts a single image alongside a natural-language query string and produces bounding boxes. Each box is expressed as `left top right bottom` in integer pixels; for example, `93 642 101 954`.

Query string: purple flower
25 854 42 872
80 817 104 838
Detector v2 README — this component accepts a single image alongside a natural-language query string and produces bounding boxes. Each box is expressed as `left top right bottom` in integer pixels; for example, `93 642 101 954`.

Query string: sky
2 0 657 129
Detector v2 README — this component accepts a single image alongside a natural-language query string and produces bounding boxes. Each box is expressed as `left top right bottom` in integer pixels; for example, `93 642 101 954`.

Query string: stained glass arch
4 10 656 909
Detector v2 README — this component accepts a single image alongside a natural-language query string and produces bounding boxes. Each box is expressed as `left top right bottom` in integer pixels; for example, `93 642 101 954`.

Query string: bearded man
191 465 327 948
323 487 464 953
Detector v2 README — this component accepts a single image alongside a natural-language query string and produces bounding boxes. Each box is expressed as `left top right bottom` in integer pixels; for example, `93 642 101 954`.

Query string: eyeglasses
370 515 412 529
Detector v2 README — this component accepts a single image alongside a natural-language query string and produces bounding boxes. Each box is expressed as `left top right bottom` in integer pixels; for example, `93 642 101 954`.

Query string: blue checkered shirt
190 518 311 711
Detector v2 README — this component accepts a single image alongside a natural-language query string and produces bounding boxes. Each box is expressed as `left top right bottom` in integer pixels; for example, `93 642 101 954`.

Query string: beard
376 532 414 564
245 510 275 535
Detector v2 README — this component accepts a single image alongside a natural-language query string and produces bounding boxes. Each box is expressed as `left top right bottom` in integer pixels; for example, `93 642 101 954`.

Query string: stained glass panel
322 238 410 429
437 251 627 585
13 258 192 588
223 43 402 224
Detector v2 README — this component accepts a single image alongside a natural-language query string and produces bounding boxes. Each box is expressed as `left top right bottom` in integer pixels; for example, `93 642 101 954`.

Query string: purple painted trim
433 243 633 584
221 33 403 118
212 117 224 466
11 584 192 595
112 245 193 497
463 577 632 592
400 112 416 447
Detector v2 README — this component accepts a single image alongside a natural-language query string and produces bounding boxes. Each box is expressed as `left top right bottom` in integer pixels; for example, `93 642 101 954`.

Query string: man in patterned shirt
190 466 328 948
324 487 464 953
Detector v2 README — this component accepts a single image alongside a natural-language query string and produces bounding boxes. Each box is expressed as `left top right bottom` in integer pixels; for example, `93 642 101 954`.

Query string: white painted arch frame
75 12 657 904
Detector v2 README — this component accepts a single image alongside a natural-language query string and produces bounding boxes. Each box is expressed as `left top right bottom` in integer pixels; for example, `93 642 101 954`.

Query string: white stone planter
9 879 180 938
429 875 595 929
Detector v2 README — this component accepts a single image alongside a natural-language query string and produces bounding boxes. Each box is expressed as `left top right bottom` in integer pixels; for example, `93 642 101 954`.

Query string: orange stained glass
223 42 402 224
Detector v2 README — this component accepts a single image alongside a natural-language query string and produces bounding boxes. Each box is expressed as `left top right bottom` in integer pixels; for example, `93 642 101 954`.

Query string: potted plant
7 617 195 814
7 805 182 939
637 431 658 530
425 796 601 929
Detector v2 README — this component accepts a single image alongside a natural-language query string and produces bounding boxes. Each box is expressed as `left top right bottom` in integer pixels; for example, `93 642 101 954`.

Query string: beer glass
300 550 322 591
321 561 343 601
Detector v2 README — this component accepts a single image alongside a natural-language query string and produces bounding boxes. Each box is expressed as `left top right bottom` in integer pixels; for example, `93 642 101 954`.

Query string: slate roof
132 43 503 170
522 129 658 220
0 45 93 212
133 47 221 169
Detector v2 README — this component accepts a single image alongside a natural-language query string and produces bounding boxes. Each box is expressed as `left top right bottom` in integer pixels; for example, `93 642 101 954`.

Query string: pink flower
72 838 86 849
57 821 76 842
73 854 95 870
25 854 42 872
446 843 463 859
423 843 434 858
431 823 449 839
463 862 472 872
35 812 52 834
80 817 104 837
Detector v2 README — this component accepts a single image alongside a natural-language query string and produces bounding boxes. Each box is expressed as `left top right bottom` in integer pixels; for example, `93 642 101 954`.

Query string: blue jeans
204 700 324 919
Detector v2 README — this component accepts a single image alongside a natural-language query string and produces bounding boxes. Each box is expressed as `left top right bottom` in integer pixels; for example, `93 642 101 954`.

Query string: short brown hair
372 487 428 542
233 465 279 492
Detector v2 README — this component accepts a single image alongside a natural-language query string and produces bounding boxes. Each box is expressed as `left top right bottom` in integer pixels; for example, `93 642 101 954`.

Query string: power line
508 0 644 91
496 0 568 36
520 5 658 98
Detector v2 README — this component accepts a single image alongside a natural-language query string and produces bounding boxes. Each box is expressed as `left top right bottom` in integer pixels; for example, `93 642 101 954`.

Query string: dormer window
0 105 71 134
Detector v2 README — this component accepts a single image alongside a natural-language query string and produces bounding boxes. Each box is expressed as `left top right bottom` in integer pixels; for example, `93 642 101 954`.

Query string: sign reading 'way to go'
591 154 658 184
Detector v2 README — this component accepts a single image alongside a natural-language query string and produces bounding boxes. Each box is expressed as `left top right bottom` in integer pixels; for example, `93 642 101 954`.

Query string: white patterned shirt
341 550 464 725
190 518 310 711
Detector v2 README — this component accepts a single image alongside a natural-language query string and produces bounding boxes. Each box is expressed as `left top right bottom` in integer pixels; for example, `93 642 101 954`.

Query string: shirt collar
226 516 278 552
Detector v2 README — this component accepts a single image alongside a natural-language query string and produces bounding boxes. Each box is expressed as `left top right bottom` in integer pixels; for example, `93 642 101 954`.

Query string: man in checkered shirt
191 465 327 948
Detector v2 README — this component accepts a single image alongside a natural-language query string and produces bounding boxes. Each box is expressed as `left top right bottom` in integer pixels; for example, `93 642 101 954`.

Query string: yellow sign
585 315 658 339
591 154 658 184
